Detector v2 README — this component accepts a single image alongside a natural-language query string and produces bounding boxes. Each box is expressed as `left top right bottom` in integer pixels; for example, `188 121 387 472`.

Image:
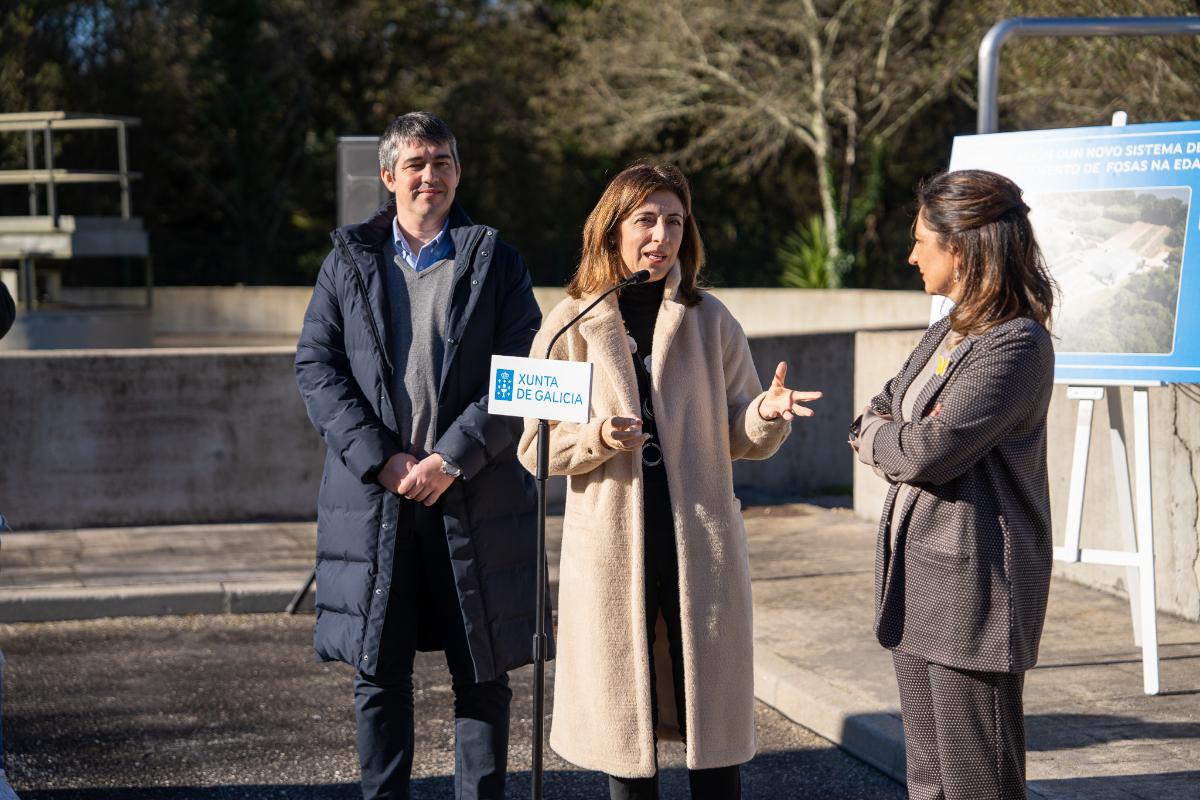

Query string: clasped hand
377 452 456 506
758 361 822 421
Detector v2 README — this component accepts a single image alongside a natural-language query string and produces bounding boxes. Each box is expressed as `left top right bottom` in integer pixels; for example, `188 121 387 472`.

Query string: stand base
1057 385 1159 695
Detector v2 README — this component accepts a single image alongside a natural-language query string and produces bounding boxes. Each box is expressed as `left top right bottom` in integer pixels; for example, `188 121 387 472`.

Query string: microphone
623 269 651 286
544 270 651 358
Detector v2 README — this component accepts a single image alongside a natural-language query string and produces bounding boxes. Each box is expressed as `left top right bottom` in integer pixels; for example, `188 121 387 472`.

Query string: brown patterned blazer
860 315 1055 673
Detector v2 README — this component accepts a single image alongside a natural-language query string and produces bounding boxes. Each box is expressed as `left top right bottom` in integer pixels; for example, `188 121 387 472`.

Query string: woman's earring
954 267 961 282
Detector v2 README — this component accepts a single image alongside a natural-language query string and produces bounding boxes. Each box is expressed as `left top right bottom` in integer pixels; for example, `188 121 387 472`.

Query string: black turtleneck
616 276 673 538
618 278 665 361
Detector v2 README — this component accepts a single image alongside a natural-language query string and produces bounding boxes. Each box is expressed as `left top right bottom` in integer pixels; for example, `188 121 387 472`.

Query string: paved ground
743 504 1200 800
0 614 904 799
0 523 318 620
1 504 1198 799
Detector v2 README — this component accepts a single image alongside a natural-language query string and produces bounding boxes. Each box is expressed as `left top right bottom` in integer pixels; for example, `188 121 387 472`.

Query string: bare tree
546 0 979 285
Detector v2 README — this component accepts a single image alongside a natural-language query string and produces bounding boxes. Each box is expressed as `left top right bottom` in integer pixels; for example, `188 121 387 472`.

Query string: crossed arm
855 323 1054 486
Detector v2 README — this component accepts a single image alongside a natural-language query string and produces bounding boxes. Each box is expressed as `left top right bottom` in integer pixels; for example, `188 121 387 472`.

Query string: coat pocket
903 540 989 662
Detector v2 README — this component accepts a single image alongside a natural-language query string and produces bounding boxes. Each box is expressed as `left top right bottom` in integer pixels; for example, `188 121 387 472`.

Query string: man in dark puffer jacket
296 111 544 799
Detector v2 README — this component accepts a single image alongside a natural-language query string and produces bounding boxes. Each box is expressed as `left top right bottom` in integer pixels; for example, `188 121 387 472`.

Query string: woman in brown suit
852 169 1057 800
519 163 820 799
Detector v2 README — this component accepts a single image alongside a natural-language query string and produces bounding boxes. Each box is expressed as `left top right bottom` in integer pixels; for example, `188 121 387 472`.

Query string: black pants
354 501 512 800
892 650 1027 800
607 498 741 800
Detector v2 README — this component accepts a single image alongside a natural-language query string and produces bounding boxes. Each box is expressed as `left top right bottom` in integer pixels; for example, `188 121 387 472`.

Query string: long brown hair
917 169 1057 336
567 162 705 307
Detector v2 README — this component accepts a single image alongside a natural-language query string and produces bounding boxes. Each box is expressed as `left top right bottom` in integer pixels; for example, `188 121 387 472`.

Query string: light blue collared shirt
392 216 454 272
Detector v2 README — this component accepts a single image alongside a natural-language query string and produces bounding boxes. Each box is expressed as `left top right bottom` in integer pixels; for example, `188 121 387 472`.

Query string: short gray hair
378 111 460 173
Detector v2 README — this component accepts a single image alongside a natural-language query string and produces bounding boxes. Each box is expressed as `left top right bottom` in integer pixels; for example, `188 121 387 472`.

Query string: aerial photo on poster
1028 185 1186 354
948 120 1200 385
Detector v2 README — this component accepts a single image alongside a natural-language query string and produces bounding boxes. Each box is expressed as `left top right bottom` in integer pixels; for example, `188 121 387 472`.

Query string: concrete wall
62 287 312 346
0 332 852 531
736 333 856 499
0 308 153 350
0 348 323 530
852 330 1200 623
851 330 926 523
62 286 930 342
535 287 932 337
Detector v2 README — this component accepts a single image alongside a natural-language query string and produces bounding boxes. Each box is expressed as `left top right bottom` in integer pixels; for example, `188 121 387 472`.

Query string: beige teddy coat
517 265 789 777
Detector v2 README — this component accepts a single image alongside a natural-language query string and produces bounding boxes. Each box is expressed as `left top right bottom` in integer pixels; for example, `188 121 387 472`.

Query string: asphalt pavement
1 504 1198 799
0 614 904 799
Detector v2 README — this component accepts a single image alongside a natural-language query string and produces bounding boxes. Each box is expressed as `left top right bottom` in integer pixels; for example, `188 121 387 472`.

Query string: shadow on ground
1026 713 1200 752
1030 770 1200 798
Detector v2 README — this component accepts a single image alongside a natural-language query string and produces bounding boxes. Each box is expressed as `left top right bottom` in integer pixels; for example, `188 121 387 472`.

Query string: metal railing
977 17 1200 134
0 111 142 225
0 112 149 314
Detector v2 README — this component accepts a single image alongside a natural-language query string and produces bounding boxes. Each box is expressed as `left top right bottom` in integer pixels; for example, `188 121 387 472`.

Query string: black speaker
337 137 390 227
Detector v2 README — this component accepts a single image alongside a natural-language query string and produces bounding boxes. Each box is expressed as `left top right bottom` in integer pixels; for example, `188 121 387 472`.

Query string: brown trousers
893 650 1028 800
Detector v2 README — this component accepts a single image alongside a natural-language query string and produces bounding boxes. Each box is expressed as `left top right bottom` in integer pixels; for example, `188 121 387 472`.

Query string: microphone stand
530 269 649 800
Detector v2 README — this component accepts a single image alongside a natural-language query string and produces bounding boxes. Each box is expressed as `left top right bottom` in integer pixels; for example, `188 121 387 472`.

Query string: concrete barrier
61 287 311 347
538 287 932 337
851 329 926 525
736 333 856 498
0 333 853 530
62 286 930 342
0 308 152 350
852 330 1200 623
0 347 323 530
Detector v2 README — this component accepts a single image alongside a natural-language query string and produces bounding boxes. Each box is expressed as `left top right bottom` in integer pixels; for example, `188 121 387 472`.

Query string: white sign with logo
487 354 593 423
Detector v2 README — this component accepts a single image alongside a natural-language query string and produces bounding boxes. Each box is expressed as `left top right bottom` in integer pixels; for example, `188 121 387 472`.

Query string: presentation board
948 120 1200 384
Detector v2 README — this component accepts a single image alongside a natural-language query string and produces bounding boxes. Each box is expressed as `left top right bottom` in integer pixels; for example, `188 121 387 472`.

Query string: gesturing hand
602 416 650 451
758 361 822 421
397 453 457 507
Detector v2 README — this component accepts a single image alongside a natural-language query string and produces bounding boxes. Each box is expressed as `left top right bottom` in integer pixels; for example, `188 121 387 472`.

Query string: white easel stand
1056 383 1161 695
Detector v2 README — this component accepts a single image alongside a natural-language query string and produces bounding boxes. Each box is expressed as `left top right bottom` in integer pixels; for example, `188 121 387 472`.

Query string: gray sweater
384 255 456 455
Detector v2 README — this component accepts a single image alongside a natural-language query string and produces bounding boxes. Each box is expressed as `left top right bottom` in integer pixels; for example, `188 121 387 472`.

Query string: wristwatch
437 454 462 478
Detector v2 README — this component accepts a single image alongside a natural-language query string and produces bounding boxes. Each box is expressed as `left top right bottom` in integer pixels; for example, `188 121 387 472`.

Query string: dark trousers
607 497 741 800
892 650 1027 800
355 501 512 800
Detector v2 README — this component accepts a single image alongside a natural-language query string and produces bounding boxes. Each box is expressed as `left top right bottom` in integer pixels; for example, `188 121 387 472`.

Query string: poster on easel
945 119 1200 385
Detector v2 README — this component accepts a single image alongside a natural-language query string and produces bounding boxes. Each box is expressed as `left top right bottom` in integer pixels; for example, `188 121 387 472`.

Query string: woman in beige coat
518 163 821 799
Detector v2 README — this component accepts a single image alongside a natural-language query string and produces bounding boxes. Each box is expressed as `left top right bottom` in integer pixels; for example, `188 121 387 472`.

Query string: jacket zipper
335 234 394 384
431 226 488 439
